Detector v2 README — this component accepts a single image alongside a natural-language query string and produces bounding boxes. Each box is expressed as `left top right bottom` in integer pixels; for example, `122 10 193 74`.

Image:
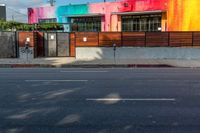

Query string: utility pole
48 0 56 6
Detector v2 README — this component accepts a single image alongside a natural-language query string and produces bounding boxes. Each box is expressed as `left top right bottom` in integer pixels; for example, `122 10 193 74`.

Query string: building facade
28 0 200 32
0 4 6 20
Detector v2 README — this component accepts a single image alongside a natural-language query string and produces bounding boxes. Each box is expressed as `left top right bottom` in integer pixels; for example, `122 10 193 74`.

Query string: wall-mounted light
83 37 87 42
158 27 162 31
26 37 30 42
50 35 54 40
25 37 30 50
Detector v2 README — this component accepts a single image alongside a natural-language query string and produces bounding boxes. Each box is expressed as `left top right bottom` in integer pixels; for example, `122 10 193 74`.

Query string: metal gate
44 32 57 57
57 33 70 57
44 32 70 57
0 32 17 58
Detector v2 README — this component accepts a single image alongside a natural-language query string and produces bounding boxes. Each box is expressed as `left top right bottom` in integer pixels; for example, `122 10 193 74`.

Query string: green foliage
37 23 63 31
0 20 63 31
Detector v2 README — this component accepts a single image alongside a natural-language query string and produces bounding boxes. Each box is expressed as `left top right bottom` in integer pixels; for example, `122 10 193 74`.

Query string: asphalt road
0 68 200 133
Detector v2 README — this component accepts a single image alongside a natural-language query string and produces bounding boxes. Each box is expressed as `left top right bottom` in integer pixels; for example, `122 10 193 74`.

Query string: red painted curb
11 64 39 68
127 64 173 68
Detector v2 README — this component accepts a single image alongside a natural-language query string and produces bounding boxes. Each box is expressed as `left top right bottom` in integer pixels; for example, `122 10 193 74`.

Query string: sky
0 0 115 22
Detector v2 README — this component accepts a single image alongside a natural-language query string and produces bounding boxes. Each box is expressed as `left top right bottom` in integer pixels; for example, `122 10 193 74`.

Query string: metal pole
113 44 116 64
26 49 28 63
114 49 116 64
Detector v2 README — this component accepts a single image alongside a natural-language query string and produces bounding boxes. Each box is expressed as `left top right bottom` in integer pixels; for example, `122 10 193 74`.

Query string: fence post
69 32 76 57
15 31 19 58
33 31 37 58
98 32 99 47
56 32 58 57
121 32 122 47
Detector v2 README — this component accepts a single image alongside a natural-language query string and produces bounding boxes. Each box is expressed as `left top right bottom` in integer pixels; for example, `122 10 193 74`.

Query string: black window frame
38 18 57 23
71 16 101 32
122 14 162 32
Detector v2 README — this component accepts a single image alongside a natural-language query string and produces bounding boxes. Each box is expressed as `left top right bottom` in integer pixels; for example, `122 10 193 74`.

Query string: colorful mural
89 2 121 31
28 6 55 24
119 0 168 12
167 0 200 31
56 4 88 23
28 0 200 31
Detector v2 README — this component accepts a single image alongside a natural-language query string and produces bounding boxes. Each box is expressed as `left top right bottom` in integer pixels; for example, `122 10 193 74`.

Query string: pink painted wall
89 0 168 31
28 6 55 23
119 0 168 12
89 2 122 31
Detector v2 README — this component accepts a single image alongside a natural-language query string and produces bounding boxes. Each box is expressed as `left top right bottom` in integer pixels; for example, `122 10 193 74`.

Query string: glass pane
122 14 162 32
71 17 101 32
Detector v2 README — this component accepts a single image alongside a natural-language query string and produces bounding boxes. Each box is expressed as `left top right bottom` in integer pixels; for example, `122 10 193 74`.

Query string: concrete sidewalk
0 57 200 68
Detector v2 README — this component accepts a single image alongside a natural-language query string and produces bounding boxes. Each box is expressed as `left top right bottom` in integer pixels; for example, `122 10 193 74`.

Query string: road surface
0 68 200 133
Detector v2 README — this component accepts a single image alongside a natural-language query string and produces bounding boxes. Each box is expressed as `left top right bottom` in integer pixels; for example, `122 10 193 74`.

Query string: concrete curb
0 64 175 68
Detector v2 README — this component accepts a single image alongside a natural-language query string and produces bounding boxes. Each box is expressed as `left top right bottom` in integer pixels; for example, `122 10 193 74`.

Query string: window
71 17 101 32
38 18 57 23
124 3 129 7
122 14 162 32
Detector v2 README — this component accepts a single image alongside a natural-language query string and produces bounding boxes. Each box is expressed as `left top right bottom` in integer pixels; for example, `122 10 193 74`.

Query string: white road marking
86 98 176 101
60 71 108 73
25 80 88 82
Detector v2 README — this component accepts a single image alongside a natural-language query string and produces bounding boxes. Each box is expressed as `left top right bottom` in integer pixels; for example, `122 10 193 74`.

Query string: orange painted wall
167 0 200 31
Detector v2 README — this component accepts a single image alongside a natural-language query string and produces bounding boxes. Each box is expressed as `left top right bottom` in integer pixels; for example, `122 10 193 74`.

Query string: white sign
26 37 30 42
50 35 55 40
83 37 87 42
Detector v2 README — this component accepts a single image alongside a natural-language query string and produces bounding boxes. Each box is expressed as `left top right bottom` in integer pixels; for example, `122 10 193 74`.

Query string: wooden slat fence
193 32 200 46
75 32 99 47
122 32 145 47
169 32 193 47
99 32 122 47
74 32 200 47
16 31 200 58
146 32 169 47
